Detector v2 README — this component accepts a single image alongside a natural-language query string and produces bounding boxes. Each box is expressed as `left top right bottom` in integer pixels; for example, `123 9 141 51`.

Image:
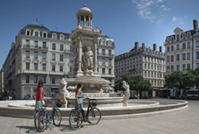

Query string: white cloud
172 16 187 25
161 5 170 11
131 0 170 23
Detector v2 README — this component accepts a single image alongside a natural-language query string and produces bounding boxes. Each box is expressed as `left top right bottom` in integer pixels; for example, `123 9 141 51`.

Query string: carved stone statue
82 47 94 75
58 78 70 106
122 81 130 106
87 47 94 70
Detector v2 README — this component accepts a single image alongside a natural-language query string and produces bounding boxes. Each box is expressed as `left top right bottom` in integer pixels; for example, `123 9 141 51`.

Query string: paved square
0 100 198 134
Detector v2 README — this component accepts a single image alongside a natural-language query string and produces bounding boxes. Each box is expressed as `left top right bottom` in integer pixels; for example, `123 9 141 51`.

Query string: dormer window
187 32 191 39
52 34 56 39
43 32 47 38
60 35 64 40
35 32 38 36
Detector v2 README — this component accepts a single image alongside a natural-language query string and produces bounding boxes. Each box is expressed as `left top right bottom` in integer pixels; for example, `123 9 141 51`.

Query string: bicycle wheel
69 110 83 130
88 108 101 125
52 108 62 126
34 111 47 132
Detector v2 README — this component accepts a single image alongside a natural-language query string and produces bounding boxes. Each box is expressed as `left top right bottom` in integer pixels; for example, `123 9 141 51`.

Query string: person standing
75 83 84 127
35 80 45 113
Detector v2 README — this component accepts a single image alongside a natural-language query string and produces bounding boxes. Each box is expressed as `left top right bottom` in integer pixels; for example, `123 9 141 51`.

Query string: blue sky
0 0 199 68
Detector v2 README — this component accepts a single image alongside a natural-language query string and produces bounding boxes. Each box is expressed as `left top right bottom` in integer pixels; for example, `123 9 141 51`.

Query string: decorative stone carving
102 86 114 93
122 81 130 106
58 78 70 105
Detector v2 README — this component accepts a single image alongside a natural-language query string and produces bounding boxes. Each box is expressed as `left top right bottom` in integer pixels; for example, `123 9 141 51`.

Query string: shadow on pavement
16 126 36 133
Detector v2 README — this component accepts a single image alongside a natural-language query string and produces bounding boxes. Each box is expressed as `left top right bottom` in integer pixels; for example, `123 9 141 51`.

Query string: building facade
0 69 4 96
2 5 115 99
164 19 199 97
165 20 199 74
115 42 165 98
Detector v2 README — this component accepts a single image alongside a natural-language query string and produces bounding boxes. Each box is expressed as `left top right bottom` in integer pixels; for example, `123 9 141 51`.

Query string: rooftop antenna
36 18 38 22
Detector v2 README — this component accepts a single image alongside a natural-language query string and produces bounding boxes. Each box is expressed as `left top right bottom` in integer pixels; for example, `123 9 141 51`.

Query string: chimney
142 43 145 48
193 19 198 31
159 46 162 52
153 43 157 51
135 42 138 49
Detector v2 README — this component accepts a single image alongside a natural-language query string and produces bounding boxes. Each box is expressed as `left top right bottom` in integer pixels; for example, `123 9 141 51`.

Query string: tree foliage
115 75 152 92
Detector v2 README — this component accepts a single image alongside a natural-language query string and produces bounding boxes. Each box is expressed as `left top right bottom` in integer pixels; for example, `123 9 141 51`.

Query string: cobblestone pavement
0 100 198 134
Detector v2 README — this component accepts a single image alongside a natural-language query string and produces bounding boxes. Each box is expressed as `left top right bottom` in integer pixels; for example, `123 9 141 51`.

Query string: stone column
111 57 114 74
88 16 91 27
78 17 81 27
94 39 98 74
77 39 83 76
84 15 86 27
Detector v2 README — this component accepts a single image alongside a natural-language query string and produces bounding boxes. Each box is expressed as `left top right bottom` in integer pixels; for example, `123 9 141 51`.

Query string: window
177 34 180 41
60 54 63 61
43 42 46 48
176 44 180 50
176 54 180 61
42 52 46 60
26 62 30 70
34 41 38 48
167 66 170 72
60 44 63 51
52 43 56 50
108 59 111 65
42 64 46 71
43 33 47 38
34 63 38 70
167 56 170 62
187 64 190 69
167 47 170 52
196 41 199 48
183 53 186 60
108 50 111 56
102 58 105 64
187 42 191 49
177 65 180 71
171 55 174 62
148 72 150 77
102 68 105 74
26 40 30 46
52 34 56 39
34 76 37 83
187 53 190 60
27 30 30 35
196 52 199 59
60 65 63 72
187 33 191 39
42 76 46 83
34 52 38 59
196 63 199 68
52 77 55 84
102 49 105 55
102 40 105 45
109 68 111 74
171 46 174 51
183 64 186 71
52 65 55 72
26 75 29 83
26 51 30 58
171 65 174 72
60 35 63 40
52 54 56 61
183 43 186 49
35 32 38 36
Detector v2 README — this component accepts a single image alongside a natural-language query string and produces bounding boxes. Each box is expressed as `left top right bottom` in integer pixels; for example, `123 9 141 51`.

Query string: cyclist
35 80 45 129
75 83 84 127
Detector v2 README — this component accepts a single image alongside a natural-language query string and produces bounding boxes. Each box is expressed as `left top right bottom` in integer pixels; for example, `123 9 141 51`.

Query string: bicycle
34 101 62 132
69 98 101 130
